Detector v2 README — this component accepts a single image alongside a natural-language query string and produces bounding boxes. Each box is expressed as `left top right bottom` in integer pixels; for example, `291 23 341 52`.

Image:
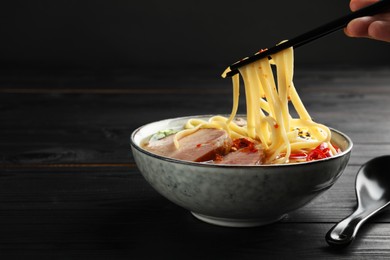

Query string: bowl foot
191 212 287 227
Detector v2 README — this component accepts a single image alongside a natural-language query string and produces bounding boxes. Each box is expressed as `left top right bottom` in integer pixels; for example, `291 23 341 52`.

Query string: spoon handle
325 208 373 247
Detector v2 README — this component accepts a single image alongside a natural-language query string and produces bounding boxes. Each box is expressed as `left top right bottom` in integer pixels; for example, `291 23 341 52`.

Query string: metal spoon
326 155 390 247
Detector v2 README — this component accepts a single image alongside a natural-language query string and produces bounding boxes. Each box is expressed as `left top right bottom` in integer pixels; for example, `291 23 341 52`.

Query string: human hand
345 0 390 42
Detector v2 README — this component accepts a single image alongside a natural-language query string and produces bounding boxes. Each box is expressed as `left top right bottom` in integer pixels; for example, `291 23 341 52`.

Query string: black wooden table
1 66 390 259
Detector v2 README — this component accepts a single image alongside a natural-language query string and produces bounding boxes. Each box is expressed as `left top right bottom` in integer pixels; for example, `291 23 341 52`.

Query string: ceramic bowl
130 115 353 227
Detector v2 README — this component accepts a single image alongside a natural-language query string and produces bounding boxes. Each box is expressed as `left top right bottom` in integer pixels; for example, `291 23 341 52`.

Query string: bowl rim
130 114 353 168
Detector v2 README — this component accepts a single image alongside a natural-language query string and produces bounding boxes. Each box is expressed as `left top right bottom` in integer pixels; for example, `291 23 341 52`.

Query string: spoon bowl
326 155 390 247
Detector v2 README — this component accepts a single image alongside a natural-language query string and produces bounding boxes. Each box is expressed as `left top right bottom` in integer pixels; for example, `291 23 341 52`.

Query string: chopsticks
225 0 390 77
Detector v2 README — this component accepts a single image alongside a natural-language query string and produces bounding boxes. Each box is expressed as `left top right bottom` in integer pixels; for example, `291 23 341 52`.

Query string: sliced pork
215 146 264 165
144 128 232 162
215 138 265 165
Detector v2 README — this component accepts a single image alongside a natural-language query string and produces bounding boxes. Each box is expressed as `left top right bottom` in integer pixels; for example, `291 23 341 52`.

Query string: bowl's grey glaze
130 115 353 227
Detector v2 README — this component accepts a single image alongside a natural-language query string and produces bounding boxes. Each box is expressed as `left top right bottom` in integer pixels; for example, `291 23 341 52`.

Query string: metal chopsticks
225 0 390 77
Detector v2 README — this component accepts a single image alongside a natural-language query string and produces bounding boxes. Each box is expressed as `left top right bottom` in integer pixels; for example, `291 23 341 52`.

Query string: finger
344 16 375 37
368 20 390 42
350 0 379 12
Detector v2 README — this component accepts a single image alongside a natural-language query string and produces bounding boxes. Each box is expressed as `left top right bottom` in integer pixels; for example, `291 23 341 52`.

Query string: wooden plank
1 85 389 129
1 67 389 258
0 166 388 223
0 169 389 258
1 86 389 164
0 221 389 259
289 165 390 222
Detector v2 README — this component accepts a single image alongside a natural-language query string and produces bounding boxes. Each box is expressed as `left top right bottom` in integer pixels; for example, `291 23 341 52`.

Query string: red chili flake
232 138 253 149
307 142 333 161
240 145 258 153
289 152 308 160
274 123 279 129
196 144 202 148
232 138 258 153
248 144 258 153
307 149 327 161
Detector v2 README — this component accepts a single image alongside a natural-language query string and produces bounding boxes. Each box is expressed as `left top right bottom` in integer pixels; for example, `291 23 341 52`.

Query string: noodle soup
142 116 341 165
143 47 339 165
131 114 352 226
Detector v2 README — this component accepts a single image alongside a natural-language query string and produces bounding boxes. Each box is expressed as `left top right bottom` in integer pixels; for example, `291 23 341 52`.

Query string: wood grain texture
0 167 389 259
1 87 389 164
0 67 389 259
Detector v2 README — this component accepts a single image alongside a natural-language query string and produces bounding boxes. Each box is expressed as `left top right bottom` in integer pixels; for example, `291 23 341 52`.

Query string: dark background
0 2 390 258
0 0 389 76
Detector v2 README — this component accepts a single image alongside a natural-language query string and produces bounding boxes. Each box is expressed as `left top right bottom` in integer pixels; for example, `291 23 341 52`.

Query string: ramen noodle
173 47 339 164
